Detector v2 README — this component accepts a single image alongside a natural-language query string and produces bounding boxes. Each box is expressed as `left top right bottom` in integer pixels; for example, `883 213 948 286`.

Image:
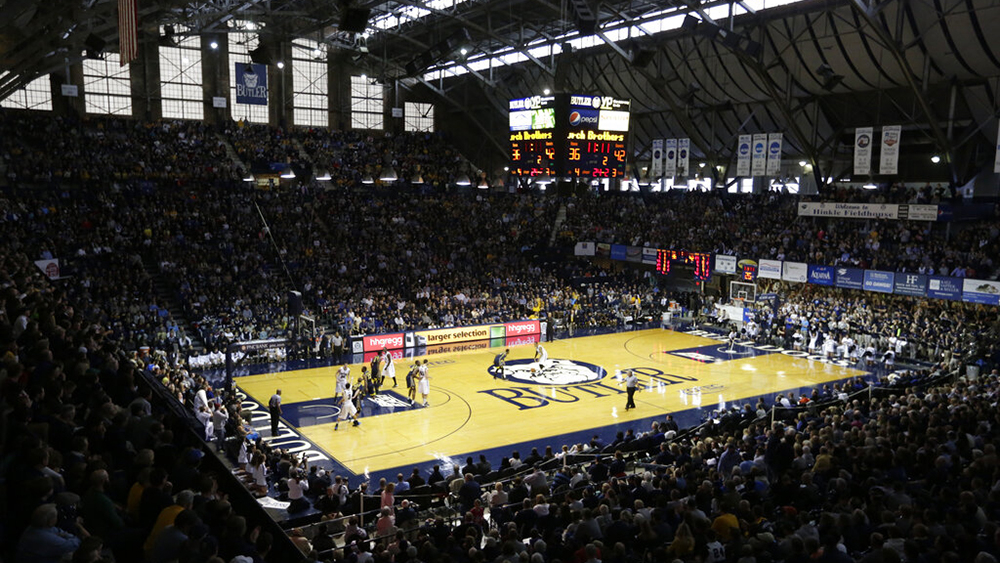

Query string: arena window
83 54 132 115
404 101 434 132
158 26 204 120
291 39 329 127
350 75 383 130
229 23 269 124
0 72 53 111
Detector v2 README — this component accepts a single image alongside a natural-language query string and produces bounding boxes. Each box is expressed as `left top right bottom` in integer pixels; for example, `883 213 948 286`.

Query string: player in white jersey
382 349 397 387
726 328 738 352
417 360 431 406
335 365 350 403
534 343 548 369
334 382 361 430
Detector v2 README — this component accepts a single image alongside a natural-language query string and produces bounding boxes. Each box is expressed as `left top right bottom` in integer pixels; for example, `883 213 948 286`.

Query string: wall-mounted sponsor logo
568 109 599 126
363 333 405 352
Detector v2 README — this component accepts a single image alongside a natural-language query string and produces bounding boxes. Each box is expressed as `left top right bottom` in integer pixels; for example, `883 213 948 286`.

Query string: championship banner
34 259 61 280
962 279 1000 306
781 261 807 283
736 135 752 177
751 134 767 176
677 138 690 177
235 63 268 105
758 259 782 280
714 254 737 275
854 127 873 175
664 138 677 176
995 125 1000 174
879 125 901 175
650 139 664 179
766 133 782 176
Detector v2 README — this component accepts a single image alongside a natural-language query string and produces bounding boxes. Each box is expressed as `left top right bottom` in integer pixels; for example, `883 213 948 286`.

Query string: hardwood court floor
237 328 867 477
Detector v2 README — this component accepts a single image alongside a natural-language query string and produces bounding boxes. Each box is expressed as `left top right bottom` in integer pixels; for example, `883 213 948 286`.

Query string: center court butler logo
488 359 606 385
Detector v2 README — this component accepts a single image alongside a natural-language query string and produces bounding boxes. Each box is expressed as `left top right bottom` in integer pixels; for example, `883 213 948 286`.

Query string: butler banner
235 63 268 105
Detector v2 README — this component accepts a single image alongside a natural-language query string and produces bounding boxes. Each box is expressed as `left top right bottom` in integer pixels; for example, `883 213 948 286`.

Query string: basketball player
534 343 548 370
418 359 431 407
382 348 397 388
726 327 738 352
370 352 383 392
334 382 361 430
405 364 418 404
493 348 510 379
335 364 350 403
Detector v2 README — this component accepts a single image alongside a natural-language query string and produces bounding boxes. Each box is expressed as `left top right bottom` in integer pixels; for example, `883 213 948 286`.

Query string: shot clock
509 93 630 178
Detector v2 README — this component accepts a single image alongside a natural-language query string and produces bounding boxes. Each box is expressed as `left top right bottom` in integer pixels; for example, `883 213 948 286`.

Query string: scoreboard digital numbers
509 94 630 178
509 95 557 177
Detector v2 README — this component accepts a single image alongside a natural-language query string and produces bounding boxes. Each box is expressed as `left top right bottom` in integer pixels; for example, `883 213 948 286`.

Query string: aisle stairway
141 257 206 353
217 132 248 174
548 203 568 246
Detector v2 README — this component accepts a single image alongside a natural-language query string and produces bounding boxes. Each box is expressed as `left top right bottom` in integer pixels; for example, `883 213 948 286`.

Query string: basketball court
233 327 872 484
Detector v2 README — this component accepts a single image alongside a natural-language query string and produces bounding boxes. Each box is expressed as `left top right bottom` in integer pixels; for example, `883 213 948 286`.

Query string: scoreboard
509 94 630 178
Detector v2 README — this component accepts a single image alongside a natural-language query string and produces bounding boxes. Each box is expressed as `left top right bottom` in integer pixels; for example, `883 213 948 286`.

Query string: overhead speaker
85 33 106 52
681 15 700 31
340 7 372 33
722 32 741 50
249 45 273 65
631 49 654 68
288 290 303 317
569 0 598 36
85 33 106 59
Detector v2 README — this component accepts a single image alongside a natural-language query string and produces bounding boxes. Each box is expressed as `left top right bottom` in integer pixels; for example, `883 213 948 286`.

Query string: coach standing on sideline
269 389 282 436
625 370 638 411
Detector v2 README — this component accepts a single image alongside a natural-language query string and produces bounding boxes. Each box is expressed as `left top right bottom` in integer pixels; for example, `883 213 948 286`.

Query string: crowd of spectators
731 283 1000 371
3 109 1000 563
281 361 1000 563
557 190 999 279
0 246 291 563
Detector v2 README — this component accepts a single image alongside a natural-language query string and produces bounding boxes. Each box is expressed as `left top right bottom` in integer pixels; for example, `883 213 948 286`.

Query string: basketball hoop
732 297 745 309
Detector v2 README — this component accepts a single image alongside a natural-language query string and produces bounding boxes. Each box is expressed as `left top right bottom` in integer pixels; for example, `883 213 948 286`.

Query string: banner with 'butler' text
235 63 268 105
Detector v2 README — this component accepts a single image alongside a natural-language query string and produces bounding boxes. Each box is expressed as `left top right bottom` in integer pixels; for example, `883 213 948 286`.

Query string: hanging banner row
736 133 782 177
854 125 901 176
649 138 690 178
